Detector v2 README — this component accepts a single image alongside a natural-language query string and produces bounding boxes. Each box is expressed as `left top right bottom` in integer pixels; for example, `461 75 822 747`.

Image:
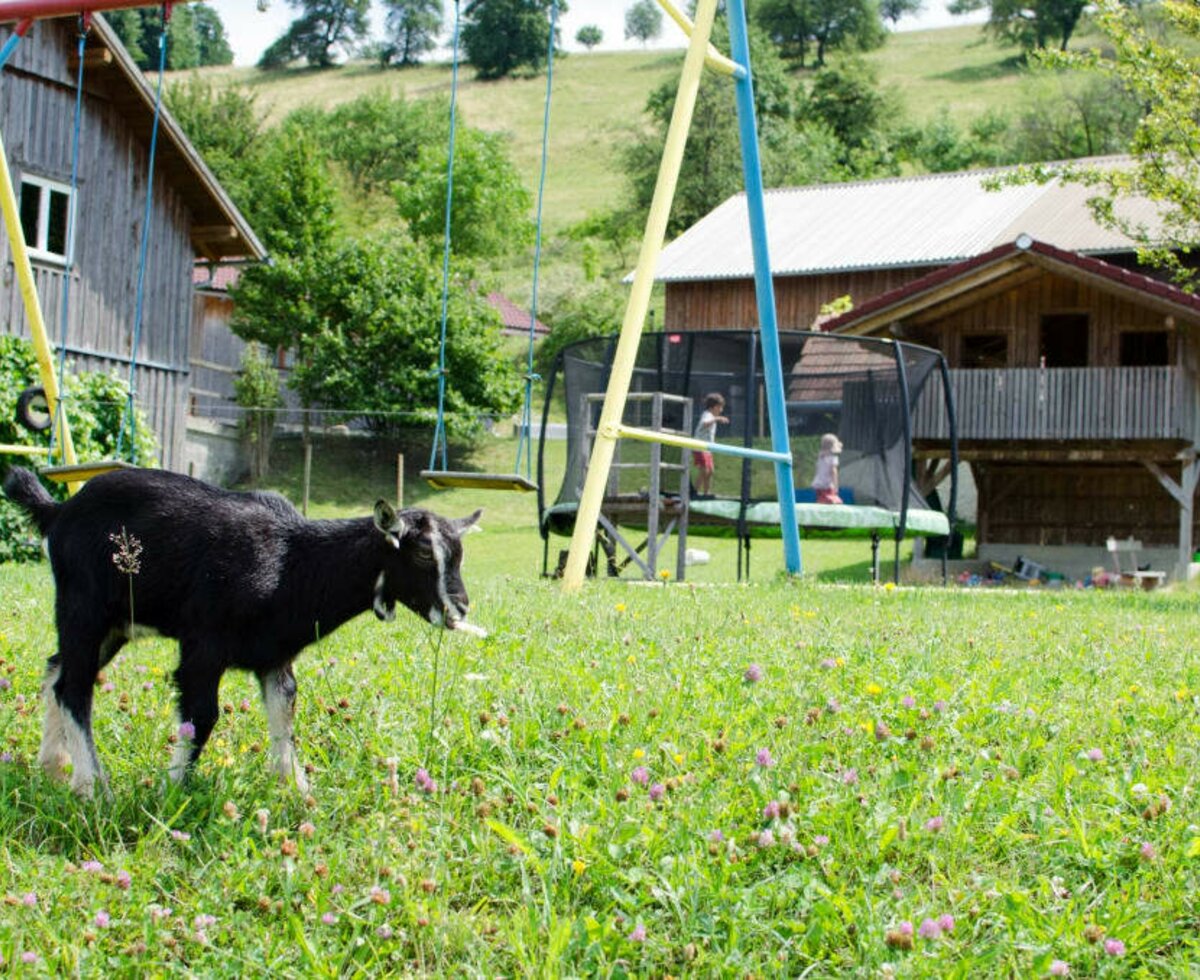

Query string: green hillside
186 24 1061 233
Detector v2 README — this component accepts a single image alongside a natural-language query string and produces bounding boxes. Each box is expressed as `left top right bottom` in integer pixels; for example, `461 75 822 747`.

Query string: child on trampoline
692 392 729 498
812 433 844 504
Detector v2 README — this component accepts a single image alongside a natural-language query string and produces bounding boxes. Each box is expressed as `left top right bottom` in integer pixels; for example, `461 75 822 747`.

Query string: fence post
397 453 404 508
302 440 313 517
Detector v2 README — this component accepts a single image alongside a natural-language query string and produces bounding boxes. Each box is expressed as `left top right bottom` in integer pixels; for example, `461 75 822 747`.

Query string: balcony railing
914 366 1195 442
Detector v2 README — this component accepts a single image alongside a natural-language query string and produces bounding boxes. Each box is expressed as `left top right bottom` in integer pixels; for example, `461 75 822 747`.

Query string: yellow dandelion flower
883 581 896 591
572 859 587 876
658 569 671 581
1129 684 1139 695
626 654 636 666
866 682 883 696
632 748 645 760
1175 688 1189 702
673 753 684 765
835 657 845 667
615 603 627 613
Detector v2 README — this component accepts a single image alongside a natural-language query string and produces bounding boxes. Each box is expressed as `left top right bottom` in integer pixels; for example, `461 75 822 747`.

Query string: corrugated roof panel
649 158 1158 282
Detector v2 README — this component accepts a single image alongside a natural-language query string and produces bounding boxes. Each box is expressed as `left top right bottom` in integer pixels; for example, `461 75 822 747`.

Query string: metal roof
647 158 1162 283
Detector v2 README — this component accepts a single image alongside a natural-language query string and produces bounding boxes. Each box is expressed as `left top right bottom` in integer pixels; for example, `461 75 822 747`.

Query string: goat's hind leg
259 664 309 793
39 654 71 781
50 627 120 798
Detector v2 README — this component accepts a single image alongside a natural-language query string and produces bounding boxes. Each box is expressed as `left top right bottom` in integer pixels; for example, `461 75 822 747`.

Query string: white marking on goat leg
167 739 191 784
263 671 309 793
60 709 100 798
373 572 395 622
38 665 71 781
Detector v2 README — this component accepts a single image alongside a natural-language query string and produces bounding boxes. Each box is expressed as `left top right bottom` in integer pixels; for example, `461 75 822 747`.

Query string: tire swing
420 0 558 493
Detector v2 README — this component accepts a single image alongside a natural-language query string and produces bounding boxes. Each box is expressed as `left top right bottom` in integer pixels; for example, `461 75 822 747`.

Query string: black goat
2 466 482 797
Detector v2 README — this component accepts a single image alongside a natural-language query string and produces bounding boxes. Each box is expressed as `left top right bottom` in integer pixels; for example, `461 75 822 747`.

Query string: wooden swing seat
421 470 538 493
40 460 136 484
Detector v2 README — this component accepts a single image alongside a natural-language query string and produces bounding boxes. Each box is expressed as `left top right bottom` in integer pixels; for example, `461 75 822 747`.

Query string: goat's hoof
39 750 71 783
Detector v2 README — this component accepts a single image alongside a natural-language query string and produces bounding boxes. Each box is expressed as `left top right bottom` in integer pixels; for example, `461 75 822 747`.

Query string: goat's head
372 501 482 632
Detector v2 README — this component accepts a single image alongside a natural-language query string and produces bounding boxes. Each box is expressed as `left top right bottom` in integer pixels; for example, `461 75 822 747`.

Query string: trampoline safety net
538 330 956 539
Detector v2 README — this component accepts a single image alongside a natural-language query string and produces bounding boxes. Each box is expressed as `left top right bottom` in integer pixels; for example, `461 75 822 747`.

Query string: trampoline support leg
870 532 880 585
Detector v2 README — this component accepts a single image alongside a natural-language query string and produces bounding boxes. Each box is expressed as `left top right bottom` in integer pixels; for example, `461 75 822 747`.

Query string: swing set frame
0 1 203 491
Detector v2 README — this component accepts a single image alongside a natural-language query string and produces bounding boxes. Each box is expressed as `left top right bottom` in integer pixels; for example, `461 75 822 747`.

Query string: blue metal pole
0 19 31 70
725 0 802 575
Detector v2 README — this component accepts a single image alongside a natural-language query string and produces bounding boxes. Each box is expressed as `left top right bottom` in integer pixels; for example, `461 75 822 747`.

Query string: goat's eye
411 543 436 566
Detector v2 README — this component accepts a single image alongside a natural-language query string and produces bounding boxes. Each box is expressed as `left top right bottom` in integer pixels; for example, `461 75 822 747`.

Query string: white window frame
19 174 74 265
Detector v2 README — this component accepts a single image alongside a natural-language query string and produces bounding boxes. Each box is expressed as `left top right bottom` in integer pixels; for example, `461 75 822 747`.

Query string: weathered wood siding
0 20 193 469
915 367 1193 442
975 462 1198 547
664 268 935 331
914 269 1174 368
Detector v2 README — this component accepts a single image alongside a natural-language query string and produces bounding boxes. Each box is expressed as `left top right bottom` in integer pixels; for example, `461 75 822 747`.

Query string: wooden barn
650 161 1199 577
0 14 264 469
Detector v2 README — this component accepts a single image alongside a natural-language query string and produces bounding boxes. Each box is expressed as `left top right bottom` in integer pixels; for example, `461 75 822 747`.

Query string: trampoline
538 330 958 583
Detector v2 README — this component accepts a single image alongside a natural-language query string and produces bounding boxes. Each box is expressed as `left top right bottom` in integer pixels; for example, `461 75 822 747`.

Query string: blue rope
428 0 462 473
119 5 169 465
514 0 557 482
48 23 88 467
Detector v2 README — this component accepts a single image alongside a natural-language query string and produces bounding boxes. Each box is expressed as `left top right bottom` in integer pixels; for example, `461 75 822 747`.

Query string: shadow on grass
932 55 1026 84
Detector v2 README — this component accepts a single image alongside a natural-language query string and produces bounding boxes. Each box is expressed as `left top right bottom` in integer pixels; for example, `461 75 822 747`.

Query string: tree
193 4 234 66
166 78 265 212
288 235 522 438
999 0 1200 287
754 0 886 67
624 0 662 45
259 0 370 69
395 126 533 258
623 22 846 236
880 0 924 24
575 24 603 50
234 344 283 484
380 0 442 67
461 0 564 80
107 5 232 69
297 91 445 193
948 0 1088 52
803 59 899 173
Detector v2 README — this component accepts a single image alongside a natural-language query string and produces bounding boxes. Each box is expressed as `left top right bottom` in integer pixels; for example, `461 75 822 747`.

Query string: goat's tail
2 467 60 534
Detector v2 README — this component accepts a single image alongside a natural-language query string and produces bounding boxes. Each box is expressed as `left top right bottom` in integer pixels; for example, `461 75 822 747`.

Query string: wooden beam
839 256 1028 335
67 48 114 72
0 0 198 19
192 225 238 244
1144 456 1200 579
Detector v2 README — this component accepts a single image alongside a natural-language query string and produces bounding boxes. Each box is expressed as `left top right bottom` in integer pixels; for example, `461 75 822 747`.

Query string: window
961 333 1008 369
19 175 72 263
1040 313 1089 367
1119 331 1169 367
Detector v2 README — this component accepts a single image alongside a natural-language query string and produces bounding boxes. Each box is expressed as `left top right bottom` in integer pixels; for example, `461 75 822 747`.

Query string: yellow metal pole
655 0 742 78
0 125 79 486
561 0 720 591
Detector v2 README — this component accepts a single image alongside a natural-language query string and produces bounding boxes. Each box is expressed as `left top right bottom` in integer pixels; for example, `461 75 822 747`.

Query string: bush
0 336 158 562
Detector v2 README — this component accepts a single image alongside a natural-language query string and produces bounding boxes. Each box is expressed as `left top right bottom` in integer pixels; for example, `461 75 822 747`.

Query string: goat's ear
373 500 406 547
451 509 483 536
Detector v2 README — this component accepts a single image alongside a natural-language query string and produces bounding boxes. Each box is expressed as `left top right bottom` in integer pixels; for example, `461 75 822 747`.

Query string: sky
206 1 985 67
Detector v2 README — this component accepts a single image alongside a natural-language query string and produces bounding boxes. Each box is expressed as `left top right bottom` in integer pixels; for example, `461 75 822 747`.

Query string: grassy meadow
2 439 1200 975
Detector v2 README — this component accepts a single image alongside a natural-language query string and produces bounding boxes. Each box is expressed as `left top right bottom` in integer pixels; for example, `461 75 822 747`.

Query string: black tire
16 386 51 433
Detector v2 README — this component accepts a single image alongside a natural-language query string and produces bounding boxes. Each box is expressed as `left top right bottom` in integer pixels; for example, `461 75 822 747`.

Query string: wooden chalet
649 161 1198 577
823 237 1200 577
0 15 264 469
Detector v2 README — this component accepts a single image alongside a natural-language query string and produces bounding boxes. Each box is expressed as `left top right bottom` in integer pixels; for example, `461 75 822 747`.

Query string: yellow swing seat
421 470 538 493
40 460 137 484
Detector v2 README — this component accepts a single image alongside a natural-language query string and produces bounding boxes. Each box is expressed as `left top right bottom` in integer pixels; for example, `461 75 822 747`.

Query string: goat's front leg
258 664 308 793
170 658 221 783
